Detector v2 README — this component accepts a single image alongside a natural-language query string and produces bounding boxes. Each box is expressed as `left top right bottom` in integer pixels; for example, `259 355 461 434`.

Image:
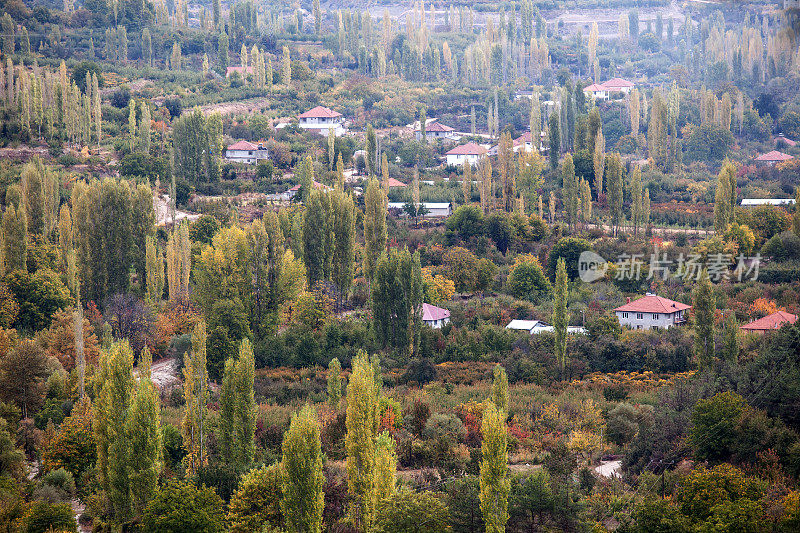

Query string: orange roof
756 150 793 162
614 294 691 314
584 83 607 92
426 121 454 132
446 142 487 156
775 136 797 147
386 178 406 187
740 311 797 331
226 66 255 76
298 106 342 119
601 77 634 89
227 140 258 150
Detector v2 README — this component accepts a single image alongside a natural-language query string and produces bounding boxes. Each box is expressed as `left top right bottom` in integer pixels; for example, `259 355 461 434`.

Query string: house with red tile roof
226 66 255 78
583 83 610 100
613 293 691 330
445 142 488 166
225 140 269 164
740 311 797 333
297 106 346 136
756 150 794 165
774 134 797 147
416 120 460 141
422 303 450 328
386 177 407 188
601 77 635 94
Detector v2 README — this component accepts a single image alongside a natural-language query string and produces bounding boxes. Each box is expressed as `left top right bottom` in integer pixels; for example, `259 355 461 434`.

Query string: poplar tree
363 179 387 282
327 357 342 405
346 351 378 532
374 431 397 503
2 204 27 272
479 402 510 533
166 221 190 302
561 154 577 230
128 99 136 151
281 404 325 533
490 365 508 413
332 190 356 308
127 346 162 516
553 257 568 378
95 340 136 525
219 357 236 464
282 46 291 84
328 127 336 170
142 29 152 67
693 269 715 369
714 160 737 233
182 321 209 476
606 153 624 235
219 32 229 74
234 338 256 467
145 234 164 302
593 130 605 195
366 124 377 175
722 312 739 363
303 188 332 285
630 165 643 237
462 160 472 204
138 101 151 154
548 113 560 169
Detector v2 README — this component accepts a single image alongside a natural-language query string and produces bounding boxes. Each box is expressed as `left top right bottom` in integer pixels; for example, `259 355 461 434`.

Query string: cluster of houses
504 292 798 336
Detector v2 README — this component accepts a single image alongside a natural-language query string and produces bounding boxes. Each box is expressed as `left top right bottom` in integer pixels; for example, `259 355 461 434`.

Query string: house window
652 313 659 319
248 151 253 155
622 312 628 319
636 313 643 320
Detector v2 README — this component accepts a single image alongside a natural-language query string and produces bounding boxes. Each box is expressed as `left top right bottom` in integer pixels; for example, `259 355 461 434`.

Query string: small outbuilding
740 311 797 333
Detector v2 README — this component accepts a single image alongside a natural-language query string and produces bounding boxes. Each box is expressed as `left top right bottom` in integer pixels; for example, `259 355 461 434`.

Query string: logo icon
578 251 607 283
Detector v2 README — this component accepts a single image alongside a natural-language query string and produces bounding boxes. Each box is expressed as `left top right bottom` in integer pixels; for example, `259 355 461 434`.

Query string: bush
227 464 282 533
142 480 226 533
22 501 76 533
422 413 467 443
606 403 639 446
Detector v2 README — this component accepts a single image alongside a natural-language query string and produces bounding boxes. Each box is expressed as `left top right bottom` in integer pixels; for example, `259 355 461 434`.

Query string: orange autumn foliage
43 308 100 372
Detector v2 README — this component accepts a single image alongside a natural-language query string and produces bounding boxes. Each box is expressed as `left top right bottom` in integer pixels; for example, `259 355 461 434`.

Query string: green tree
548 113 560 170
0 339 47 418
281 404 325 533
182 321 208 476
561 154 578 230
227 464 282 533
2 204 27 273
95 340 136 525
714 160 737 233
553 257 568 378
606 153 624 234
630 165 643 237
374 431 397 503
346 351 378 532
722 312 739 363
690 392 746 462
372 249 423 354
303 188 333 285
480 402 510 533
327 357 342 405
282 46 291 84
331 189 356 308
490 365 508 414
127 346 162 516
145 235 164 302
142 479 226 533
692 269 715 369
366 124 377 175
363 179 387 282
507 255 550 302
375 489 450 533
218 32 229 74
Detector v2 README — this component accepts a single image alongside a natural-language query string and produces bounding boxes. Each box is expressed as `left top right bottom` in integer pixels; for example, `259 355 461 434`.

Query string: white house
297 106 346 136
225 140 270 164
741 198 796 206
387 202 452 218
422 303 450 328
416 120 460 142
445 142 488 166
601 77 634 95
613 293 691 331
505 320 586 335
583 83 610 100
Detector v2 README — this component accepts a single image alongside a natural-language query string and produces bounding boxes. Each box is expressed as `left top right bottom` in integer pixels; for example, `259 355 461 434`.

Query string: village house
614 293 691 330
297 106 346 136
416 120 460 142
387 202 453 218
741 198 796 207
584 78 634 100
225 66 255 78
285 180 332 200
422 303 450 328
755 150 794 165
445 142 488 166
225 140 270 164
740 311 797 333
505 319 586 335
385 178 407 188
583 83 610 100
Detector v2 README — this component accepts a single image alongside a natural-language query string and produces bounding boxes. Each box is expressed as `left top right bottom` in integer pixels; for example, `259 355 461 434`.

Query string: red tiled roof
227 140 258 151
614 294 691 314
584 83 607 92
775 136 797 147
601 77 634 89
426 121 454 132
386 177 407 187
756 150 794 162
422 303 450 321
740 311 798 331
298 106 342 119
446 142 487 156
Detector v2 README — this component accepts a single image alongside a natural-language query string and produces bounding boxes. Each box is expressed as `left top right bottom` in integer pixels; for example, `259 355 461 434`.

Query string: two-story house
445 142 488 167
297 106 346 136
225 140 270 164
614 293 691 331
